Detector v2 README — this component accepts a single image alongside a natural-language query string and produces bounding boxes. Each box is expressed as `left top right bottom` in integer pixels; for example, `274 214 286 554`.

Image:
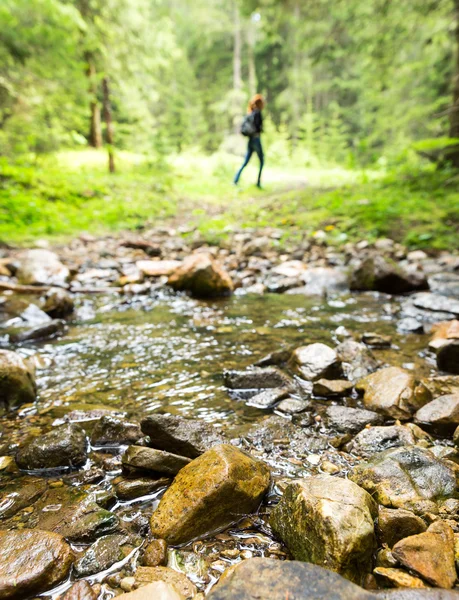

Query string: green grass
1 149 458 249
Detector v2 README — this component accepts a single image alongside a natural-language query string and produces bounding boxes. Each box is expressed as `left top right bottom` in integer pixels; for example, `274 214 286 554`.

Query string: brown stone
62 580 97 600
415 394 459 429
134 566 195 598
378 508 427 548
142 539 168 567
0 349 37 410
392 521 456 588
168 254 233 298
121 582 184 600
373 567 428 588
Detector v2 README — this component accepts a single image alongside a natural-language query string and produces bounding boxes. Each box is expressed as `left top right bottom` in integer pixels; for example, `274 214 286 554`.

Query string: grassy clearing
1 149 458 249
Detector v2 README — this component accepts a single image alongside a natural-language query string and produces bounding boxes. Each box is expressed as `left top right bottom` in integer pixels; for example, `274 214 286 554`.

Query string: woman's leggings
234 137 264 186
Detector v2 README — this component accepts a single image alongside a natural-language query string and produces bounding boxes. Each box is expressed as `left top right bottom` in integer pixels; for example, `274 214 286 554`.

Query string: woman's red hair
248 94 265 113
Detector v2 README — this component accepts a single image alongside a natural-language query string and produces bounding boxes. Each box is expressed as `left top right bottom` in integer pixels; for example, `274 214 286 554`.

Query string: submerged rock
223 367 293 390
0 349 36 410
150 444 270 545
16 249 70 286
291 343 342 381
356 367 431 420
168 254 233 298
208 558 376 600
91 415 143 446
392 521 456 589
9 318 66 343
141 414 225 458
0 529 73 599
115 476 170 500
16 423 88 470
350 446 457 515
377 507 427 548
270 475 377 583
142 538 168 567
74 533 134 577
122 446 190 476
0 478 47 519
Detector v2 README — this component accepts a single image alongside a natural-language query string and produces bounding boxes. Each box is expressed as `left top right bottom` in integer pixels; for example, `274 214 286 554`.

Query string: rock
246 388 290 409
121 239 161 256
291 343 342 381
16 249 70 286
208 558 376 600
134 566 196 598
356 367 431 420
313 379 354 397
344 425 428 458
9 318 67 343
377 508 427 548
415 394 459 430
325 406 384 435
272 260 308 278
150 444 270 545
0 478 47 519
0 349 36 410
223 367 293 390
16 423 88 470
91 415 143 446
115 477 170 500
287 267 349 296
168 254 233 298
392 521 456 588
362 332 392 348
437 342 459 375
74 534 133 577
350 446 457 515
424 376 459 398
430 320 459 346
429 272 459 298
383 591 459 599
335 341 379 383
398 317 424 333
120 582 184 600
122 446 191 476
62 580 97 600
413 293 459 316
374 567 428 588
0 529 73 599
137 260 182 277
276 397 310 415
350 255 427 294
142 538 167 567
141 414 225 458
270 475 377 583
42 288 74 318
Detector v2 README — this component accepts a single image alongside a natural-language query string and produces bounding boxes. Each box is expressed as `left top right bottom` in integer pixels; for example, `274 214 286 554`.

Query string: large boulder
350 255 427 294
392 521 456 589
356 367 431 420
16 249 69 286
414 394 459 430
140 414 225 458
16 423 88 470
0 529 73 599
290 343 342 381
208 558 377 600
167 254 233 298
150 444 270 545
0 350 36 410
350 446 457 515
270 475 377 583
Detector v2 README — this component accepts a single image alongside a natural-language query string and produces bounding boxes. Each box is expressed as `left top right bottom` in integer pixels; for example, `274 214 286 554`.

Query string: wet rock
335 341 379 383
0 478 47 519
122 446 190 476
142 538 167 567
397 317 424 333
287 267 349 296
223 367 293 390
137 260 182 277
415 394 459 430
325 406 384 435
350 255 427 294
62 580 97 600
150 444 270 545
313 379 354 397
377 508 427 548
437 342 459 375
392 521 456 588
0 349 36 410
134 566 196 598
413 293 459 316
291 343 342 381
91 415 143 446
423 376 459 398
9 318 67 343
74 533 133 577
270 475 377 583
16 249 70 286
276 397 310 415
120 582 184 600
168 254 233 298
141 414 225 458
362 332 392 348
344 425 429 458
246 388 290 409
115 476 170 500
376 548 399 568
350 446 457 515
356 367 431 420
42 288 74 318
208 558 376 600
0 529 73 599
16 423 88 470
374 567 428 588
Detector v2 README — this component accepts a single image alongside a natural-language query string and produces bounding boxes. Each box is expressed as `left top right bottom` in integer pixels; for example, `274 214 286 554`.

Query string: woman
234 94 265 188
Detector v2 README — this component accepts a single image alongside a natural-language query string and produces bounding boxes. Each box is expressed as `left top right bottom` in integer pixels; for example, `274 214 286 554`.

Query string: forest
1 0 459 246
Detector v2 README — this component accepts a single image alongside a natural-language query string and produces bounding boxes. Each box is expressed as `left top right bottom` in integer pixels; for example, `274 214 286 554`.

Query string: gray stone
74 534 133 577
246 388 290 409
223 367 293 390
291 343 342 381
122 446 191 476
325 406 384 435
345 425 428 458
350 255 427 294
16 249 70 286
413 292 459 316
9 318 67 343
91 415 143 446
335 341 379 383
415 394 459 429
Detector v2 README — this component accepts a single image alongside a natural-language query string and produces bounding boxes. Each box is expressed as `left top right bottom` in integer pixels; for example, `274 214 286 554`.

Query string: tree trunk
291 0 301 149
247 16 257 97
102 77 115 173
86 55 102 148
450 0 459 166
232 1 243 134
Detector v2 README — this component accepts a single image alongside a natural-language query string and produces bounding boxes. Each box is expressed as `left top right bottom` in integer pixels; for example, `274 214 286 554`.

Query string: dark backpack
241 112 257 137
